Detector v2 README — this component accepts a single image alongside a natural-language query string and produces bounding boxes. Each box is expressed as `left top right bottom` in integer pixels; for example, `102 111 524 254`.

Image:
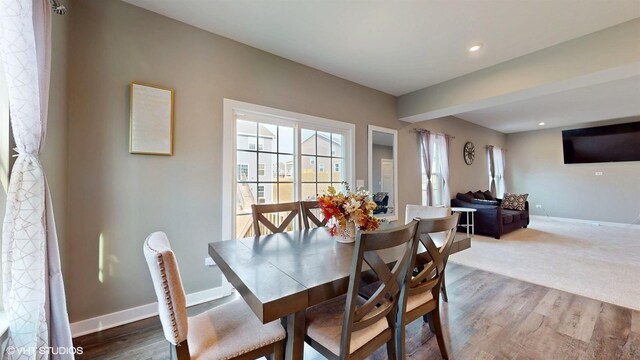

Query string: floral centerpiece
317 183 380 242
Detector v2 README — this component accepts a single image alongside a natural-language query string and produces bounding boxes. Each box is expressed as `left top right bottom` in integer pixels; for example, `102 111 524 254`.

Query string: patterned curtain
0 1 73 359
419 130 433 206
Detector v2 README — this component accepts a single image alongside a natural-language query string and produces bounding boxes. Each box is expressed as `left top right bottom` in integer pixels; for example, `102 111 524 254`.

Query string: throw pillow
483 190 495 200
472 198 499 205
456 192 474 203
501 193 529 211
474 191 486 200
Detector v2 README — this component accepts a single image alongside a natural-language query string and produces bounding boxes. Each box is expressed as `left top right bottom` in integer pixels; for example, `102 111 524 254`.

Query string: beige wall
506 117 640 224
396 116 508 223
64 0 401 322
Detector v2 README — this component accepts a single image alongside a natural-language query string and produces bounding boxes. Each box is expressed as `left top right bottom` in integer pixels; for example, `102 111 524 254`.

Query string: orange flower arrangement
317 183 380 236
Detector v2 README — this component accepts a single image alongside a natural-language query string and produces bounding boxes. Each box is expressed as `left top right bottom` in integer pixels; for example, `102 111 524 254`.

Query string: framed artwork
129 82 174 155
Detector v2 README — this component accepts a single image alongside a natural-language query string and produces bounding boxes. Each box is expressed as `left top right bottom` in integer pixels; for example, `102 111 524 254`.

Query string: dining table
208 225 471 360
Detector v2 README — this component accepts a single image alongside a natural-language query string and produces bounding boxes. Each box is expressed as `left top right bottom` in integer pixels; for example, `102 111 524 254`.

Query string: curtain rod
486 145 508 151
413 128 455 139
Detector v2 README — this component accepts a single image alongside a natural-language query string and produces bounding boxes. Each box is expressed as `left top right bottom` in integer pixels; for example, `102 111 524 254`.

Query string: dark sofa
451 194 529 239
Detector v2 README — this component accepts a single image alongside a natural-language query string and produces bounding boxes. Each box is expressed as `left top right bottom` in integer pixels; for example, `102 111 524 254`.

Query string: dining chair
404 204 453 302
396 214 460 360
304 220 421 360
143 232 285 360
300 200 329 229
251 202 301 236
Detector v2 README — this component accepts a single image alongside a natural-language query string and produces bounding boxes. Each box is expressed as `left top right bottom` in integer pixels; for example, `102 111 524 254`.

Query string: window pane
259 153 277 182
332 158 344 183
301 155 316 182
278 183 294 203
236 183 257 215
236 151 257 181
317 157 331 182
279 154 294 182
332 182 346 194
235 214 253 238
332 133 343 158
302 183 317 201
301 129 316 155
236 120 257 151
279 126 294 154
259 124 277 152
317 131 331 156
317 183 331 196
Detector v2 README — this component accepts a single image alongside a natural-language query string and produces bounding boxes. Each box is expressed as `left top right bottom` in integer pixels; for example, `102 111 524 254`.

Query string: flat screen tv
562 121 640 164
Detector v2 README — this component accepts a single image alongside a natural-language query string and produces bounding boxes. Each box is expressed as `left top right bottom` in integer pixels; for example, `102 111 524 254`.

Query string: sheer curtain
419 130 434 206
495 148 507 197
487 145 496 196
488 145 506 198
435 134 452 206
0 1 73 359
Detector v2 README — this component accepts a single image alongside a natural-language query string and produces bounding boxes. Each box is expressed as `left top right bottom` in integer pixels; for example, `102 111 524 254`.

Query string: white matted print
130 82 174 155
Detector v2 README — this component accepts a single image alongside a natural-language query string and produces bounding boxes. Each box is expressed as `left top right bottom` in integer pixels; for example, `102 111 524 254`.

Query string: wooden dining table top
208 227 360 324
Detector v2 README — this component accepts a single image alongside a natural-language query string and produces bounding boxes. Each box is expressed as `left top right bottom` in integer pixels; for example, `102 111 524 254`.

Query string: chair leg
395 324 407 360
432 309 449 360
441 272 448 302
272 340 284 360
386 334 397 360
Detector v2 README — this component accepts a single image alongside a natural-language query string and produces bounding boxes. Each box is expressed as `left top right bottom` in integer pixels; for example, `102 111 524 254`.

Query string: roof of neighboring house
302 132 340 145
237 121 276 138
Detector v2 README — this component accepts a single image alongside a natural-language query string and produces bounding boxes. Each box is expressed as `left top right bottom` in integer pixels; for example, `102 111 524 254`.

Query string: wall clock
463 141 475 165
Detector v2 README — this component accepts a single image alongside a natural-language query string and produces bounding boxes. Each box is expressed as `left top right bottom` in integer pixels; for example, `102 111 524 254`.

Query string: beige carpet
449 216 640 310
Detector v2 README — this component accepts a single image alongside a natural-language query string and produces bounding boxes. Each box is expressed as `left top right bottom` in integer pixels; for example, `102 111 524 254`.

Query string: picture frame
129 82 174 155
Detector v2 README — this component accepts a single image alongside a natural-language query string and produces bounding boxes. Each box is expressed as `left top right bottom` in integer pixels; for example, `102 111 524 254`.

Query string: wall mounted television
562 121 640 164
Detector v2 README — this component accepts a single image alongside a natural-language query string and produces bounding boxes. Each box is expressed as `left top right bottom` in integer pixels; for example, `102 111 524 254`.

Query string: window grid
300 130 345 200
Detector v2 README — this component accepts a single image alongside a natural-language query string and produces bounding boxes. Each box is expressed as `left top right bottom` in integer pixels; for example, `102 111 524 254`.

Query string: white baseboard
71 278 233 338
530 215 640 229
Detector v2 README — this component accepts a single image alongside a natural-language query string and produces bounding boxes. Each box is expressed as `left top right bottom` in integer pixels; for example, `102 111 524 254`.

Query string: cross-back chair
143 232 285 360
251 202 301 236
396 214 460 360
304 220 421 360
300 200 329 229
404 204 454 301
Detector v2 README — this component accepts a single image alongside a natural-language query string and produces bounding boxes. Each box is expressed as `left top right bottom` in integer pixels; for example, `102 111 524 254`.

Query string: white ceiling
456 76 640 133
122 0 640 96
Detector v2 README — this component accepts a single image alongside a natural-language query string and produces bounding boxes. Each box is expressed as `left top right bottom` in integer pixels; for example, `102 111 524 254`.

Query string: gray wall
506 117 640 224
396 116 507 222
64 0 401 322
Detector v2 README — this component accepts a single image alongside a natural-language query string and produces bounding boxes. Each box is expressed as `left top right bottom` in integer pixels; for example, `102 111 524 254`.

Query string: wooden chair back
251 202 301 236
406 214 460 302
339 220 421 357
300 201 329 229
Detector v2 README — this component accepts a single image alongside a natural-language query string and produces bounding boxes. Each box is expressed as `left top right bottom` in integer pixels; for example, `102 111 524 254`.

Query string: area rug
449 216 640 310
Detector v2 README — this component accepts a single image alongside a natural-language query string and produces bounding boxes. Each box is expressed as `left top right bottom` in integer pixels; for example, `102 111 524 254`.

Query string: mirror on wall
368 125 398 221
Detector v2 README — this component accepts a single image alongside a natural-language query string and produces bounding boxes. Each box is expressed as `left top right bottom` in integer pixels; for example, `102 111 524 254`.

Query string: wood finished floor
73 263 640 360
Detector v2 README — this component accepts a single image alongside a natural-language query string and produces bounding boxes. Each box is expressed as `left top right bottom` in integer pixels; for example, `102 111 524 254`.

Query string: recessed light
469 45 481 52
539 122 545 126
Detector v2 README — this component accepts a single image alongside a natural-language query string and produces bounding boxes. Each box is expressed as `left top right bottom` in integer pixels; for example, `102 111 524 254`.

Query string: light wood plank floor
73 263 640 359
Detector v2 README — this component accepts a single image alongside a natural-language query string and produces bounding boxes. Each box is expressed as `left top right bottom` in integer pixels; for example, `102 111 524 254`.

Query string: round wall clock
463 141 475 165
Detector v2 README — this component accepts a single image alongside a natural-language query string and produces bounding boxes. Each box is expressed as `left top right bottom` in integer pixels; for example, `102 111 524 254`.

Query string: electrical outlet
356 179 365 189
535 204 542 208
595 171 603 176
205 257 215 267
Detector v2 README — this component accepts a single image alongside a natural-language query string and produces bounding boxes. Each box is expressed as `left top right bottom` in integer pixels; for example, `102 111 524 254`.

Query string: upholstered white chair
143 232 285 360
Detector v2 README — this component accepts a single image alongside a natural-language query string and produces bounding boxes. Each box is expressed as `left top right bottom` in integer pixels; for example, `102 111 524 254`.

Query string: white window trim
222 99 355 240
